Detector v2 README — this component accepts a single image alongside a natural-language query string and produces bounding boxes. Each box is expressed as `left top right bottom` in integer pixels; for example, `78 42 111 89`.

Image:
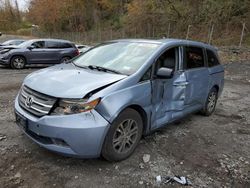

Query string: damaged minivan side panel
94 78 152 133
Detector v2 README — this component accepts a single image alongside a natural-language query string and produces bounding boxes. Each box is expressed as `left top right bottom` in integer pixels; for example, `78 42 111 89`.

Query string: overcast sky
14 0 29 11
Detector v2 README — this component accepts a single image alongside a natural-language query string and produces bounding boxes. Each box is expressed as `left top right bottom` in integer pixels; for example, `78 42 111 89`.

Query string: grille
18 85 57 117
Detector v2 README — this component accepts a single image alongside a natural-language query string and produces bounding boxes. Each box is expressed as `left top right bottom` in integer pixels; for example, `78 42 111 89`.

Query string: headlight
52 98 101 115
0 49 11 54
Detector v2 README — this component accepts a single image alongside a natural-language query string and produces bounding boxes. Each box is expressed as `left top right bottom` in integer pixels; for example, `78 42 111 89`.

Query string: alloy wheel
13 57 25 69
112 119 139 154
207 92 217 113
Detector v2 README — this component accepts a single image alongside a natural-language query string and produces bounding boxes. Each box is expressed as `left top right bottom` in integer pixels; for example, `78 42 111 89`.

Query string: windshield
2 40 25 45
73 42 160 75
17 41 32 48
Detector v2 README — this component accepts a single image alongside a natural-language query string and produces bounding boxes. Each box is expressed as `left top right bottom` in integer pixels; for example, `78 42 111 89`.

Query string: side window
184 46 204 69
31 41 45 49
207 49 220 67
60 42 73 48
155 47 177 74
140 67 152 82
46 41 59 49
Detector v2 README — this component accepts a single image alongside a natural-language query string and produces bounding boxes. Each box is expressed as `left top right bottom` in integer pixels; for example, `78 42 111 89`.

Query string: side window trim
179 46 184 71
204 48 209 67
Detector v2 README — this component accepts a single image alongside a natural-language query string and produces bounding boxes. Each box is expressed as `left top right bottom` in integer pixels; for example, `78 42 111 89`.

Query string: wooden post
98 24 101 42
122 29 125 38
167 23 171 38
208 24 214 44
147 23 150 38
239 23 246 47
186 25 191 40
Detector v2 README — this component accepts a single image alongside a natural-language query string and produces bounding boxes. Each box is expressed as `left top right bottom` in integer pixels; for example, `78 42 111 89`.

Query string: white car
76 44 92 54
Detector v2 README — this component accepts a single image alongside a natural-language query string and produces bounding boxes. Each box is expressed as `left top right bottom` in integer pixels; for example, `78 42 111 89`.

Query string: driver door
27 41 47 64
151 47 188 130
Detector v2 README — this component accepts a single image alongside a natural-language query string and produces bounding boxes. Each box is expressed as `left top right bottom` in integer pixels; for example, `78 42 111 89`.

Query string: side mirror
27 45 35 50
156 67 173 79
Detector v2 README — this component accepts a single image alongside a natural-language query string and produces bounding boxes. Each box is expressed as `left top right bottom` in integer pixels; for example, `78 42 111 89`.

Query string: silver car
15 39 224 161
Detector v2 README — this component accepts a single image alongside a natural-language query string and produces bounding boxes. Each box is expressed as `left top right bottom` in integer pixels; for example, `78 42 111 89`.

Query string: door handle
173 81 189 87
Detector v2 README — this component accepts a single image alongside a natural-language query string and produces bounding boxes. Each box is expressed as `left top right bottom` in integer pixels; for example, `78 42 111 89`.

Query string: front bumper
0 53 10 65
14 96 111 158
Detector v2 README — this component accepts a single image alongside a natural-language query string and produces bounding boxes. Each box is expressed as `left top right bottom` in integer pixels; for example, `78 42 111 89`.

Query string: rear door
28 41 46 64
44 41 62 64
183 46 209 109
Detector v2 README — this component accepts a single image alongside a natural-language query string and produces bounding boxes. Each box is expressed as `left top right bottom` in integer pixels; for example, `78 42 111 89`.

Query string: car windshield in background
16 41 31 48
2 40 25 45
73 42 160 75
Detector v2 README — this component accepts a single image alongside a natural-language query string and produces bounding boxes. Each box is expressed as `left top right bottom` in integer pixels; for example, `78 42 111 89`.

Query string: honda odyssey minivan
15 39 224 161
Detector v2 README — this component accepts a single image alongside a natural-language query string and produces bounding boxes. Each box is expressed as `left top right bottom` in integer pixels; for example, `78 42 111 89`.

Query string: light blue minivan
15 39 224 161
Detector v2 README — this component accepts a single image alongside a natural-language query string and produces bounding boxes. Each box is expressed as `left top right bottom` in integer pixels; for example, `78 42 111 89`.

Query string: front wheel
102 108 143 161
10 56 26 69
201 87 218 116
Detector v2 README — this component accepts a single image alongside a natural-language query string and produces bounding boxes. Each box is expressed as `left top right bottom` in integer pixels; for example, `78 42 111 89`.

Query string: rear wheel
102 108 143 161
60 56 71 63
10 56 26 69
201 87 218 116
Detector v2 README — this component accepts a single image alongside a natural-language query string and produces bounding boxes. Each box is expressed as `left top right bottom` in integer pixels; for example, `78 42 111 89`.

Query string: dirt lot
0 36 250 187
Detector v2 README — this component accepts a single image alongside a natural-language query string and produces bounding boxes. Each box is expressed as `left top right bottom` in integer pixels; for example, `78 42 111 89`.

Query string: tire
201 87 218 116
60 56 71 63
102 108 143 161
10 56 26 69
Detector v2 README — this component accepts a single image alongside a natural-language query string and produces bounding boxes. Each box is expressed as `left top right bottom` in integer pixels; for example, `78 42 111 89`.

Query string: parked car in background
14 39 224 161
0 39 26 48
76 44 92 54
0 39 79 69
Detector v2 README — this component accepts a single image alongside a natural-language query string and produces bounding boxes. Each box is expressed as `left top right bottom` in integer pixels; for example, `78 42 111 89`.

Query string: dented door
151 71 187 129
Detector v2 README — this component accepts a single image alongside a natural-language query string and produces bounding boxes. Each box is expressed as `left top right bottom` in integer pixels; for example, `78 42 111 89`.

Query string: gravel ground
0 35 250 187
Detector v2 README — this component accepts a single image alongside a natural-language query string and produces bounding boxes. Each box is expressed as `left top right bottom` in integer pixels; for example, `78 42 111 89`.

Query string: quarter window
140 67 152 82
184 47 204 69
207 49 220 67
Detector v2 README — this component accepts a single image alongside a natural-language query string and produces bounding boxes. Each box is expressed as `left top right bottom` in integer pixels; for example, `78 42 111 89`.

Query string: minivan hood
24 63 127 98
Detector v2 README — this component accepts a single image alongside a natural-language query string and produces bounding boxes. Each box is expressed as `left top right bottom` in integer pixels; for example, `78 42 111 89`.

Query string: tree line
0 0 250 44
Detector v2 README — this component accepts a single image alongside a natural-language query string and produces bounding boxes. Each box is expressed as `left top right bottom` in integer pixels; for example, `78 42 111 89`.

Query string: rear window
184 46 204 69
206 49 220 67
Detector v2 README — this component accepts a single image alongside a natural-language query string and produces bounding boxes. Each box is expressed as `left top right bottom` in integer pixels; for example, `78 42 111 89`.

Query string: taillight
76 49 80 56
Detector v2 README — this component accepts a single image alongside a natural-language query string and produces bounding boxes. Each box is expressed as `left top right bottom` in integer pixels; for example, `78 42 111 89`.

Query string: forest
0 0 250 45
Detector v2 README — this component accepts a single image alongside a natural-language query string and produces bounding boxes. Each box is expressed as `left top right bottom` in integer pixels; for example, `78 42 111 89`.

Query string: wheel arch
11 54 27 63
213 84 219 92
115 104 149 135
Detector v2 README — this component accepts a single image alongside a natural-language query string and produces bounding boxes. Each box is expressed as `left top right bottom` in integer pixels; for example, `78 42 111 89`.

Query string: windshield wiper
87 65 123 75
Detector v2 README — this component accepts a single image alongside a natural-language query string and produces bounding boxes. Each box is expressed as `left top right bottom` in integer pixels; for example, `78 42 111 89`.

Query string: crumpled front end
14 95 111 158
